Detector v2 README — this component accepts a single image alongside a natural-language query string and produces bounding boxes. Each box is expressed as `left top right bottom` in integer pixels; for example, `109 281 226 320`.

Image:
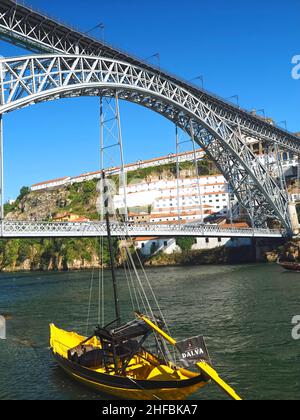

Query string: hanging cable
123 257 135 312
86 266 95 336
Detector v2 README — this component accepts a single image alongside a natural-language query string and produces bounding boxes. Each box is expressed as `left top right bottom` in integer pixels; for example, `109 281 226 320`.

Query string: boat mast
102 171 121 326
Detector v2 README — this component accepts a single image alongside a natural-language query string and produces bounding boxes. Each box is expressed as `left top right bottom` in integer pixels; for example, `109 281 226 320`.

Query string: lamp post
190 75 204 89
257 108 266 119
226 95 239 107
85 23 105 40
278 120 288 131
144 53 160 68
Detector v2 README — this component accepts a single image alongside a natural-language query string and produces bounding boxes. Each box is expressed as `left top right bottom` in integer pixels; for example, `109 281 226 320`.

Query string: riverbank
0 236 295 273
145 245 256 267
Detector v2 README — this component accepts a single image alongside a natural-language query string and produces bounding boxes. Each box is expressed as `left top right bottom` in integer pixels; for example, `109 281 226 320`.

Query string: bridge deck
0 221 284 239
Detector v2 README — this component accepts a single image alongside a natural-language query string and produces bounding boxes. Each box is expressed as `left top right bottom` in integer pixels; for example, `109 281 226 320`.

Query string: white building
114 174 234 224
31 176 71 191
30 149 204 192
192 236 252 250
134 237 180 256
134 235 252 257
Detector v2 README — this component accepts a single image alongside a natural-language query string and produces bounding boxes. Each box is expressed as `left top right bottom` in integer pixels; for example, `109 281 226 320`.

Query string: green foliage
176 237 195 252
2 240 20 268
4 202 16 216
18 186 30 200
64 179 98 216
0 236 121 272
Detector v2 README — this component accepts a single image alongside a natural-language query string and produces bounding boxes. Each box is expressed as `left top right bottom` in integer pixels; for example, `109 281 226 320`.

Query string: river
0 264 300 400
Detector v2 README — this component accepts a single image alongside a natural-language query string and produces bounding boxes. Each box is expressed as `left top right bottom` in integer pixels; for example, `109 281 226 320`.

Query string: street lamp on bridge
144 53 161 69
84 22 105 40
257 109 266 119
189 75 204 89
277 120 288 131
226 95 240 107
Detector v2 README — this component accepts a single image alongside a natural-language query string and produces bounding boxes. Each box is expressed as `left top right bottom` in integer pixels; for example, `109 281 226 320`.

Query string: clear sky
0 0 299 200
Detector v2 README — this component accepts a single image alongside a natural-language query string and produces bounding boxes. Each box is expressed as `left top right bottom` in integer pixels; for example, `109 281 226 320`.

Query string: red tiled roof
134 237 159 241
31 177 69 187
221 222 249 229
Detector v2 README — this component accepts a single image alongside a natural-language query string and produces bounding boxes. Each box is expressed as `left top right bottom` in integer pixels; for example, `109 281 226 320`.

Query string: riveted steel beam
0 0 299 153
0 54 292 231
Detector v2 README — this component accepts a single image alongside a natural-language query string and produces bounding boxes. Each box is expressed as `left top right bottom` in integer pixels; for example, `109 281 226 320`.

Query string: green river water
0 264 300 400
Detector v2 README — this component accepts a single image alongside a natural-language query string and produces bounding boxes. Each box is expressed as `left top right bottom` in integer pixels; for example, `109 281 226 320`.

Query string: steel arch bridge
0 0 298 237
0 53 293 232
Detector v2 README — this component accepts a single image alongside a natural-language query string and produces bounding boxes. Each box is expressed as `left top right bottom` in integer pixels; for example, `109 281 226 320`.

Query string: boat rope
100 235 105 328
121 237 148 315
123 258 135 312
128 239 177 364
134 245 173 333
86 265 95 336
120 239 175 364
124 256 141 311
98 236 102 326
134 247 176 364
124 243 153 319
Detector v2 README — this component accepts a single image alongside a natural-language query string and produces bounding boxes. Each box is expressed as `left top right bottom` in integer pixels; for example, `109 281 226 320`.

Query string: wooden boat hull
279 262 300 272
52 351 207 400
50 324 208 400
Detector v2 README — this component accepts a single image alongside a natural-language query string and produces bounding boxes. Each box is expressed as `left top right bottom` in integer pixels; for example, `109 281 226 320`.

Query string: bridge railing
0 220 284 238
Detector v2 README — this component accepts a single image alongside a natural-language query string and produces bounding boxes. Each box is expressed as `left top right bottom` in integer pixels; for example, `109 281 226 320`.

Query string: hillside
0 159 219 272
5 180 99 222
5 158 215 221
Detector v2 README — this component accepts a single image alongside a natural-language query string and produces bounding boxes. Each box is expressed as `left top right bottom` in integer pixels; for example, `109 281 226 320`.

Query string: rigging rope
121 237 176 364
86 266 95 336
123 257 135 312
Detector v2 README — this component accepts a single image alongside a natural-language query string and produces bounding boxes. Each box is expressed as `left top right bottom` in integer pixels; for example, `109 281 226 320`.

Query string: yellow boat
50 312 241 400
50 322 207 400
50 172 242 401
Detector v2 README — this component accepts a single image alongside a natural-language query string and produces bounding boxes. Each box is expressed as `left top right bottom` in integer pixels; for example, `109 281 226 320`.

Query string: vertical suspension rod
115 92 128 223
190 122 204 223
175 126 181 224
103 171 121 326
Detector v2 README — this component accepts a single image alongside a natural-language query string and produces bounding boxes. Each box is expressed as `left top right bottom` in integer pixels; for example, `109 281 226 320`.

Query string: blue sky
1 0 299 200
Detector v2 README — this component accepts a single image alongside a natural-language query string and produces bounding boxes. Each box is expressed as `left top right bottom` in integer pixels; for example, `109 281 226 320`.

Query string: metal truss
0 0 299 153
0 220 283 239
100 94 128 221
0 54 292 231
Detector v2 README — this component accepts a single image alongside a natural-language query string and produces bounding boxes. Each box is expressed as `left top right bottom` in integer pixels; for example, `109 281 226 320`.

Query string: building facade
114 174 234 225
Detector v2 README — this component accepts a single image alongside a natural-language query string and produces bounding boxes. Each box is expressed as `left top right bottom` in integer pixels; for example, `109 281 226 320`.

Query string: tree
176 237 195 252
18 186 30 200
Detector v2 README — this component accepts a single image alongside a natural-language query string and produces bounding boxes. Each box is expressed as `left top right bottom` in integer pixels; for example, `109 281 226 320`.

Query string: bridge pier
288 202 299 235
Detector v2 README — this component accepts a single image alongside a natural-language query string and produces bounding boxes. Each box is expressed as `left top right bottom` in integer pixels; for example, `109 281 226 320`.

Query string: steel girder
0 220 283 239
0 54 292 231
0 0 299 153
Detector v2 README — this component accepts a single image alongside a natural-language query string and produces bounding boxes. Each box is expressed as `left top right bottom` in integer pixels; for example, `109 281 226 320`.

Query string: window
206 238 209 244
142 243 145 248
164 241 168 247
218 238 222 243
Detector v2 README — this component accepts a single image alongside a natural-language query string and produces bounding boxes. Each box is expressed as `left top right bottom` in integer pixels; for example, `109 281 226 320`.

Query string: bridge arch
0 54 291 231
